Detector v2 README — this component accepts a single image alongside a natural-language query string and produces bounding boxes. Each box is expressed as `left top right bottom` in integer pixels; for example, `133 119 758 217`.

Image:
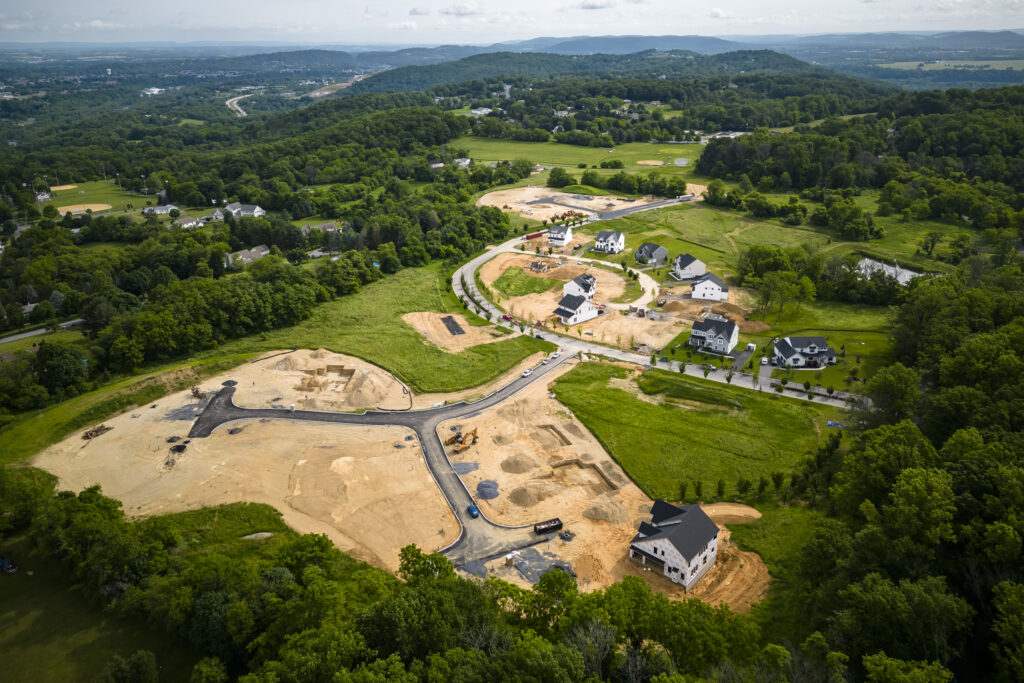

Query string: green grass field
42 180 148 214
552 363 841 499
451 136 701 176
0 328 85 354
492 267 561 297
1 534 201 682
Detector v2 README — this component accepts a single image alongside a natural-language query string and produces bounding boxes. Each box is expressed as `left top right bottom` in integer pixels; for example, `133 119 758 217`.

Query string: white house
671 253 706 281
143 204 178 216
563 273 597 300
548 224 573 247
225 244 270 268
553 293 599 325
774 336 837 368
594 230 625 254
470 107 493 116
688 315 738 354
35 191 51 203
174 216 200 229
629 500 719 590
634 242 668 265
691 273 729 302
222 202 266 219
454 157 472 168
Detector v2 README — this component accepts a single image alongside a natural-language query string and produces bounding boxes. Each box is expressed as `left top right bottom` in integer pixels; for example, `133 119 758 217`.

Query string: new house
688 315 739 354
629 500 719 590
221 202 266 219
671 253 706 281
691 273 729 302
553 293 599 325
774 336 837 368
173 216 200 229
225 244 270 268
593 230 626 254
143 204 178 216
634 242 668 265
548 224 573 247
563 273 597 300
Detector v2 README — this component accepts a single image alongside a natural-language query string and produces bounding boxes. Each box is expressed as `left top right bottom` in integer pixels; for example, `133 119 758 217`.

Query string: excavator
444 427 478 453
191 386 207 399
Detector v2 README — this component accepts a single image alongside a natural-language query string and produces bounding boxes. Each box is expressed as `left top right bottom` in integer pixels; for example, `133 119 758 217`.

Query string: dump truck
534 518 563 534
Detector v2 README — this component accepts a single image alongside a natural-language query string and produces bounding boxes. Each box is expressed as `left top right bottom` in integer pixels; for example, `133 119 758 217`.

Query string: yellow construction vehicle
191 386 207 399
443 432 463 446
451 428 478 453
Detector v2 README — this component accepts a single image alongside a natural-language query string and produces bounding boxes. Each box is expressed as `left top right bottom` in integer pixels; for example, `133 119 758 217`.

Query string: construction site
436 360 770 609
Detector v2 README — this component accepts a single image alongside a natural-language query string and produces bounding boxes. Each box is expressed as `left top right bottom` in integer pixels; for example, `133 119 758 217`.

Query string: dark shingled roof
695 272 728 291
775 337 796 359
673 253 700 269
549 224 571 236
596 230 623 241
571 273 596 290
631 501 719 562
789 336 828 349
635 242 667 260
554 293 588 318
692 317 736 338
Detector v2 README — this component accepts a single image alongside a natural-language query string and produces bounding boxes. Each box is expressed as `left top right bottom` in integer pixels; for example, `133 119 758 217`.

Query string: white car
761 357 768 366
542 359 549 365
522 369 533 377
552 351 561 358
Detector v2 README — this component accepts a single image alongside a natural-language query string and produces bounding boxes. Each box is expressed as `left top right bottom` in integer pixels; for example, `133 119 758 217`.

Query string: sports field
41 181 147 214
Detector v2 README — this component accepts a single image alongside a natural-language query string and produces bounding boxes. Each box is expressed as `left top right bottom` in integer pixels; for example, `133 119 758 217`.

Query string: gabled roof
789 336 828 349
673 253 701 269
775 337 796 359
571 273 596 290
692 316 736 338
694 272 729 292
631 501 719 562
549 224 571 236
555 293 586 312
595 230 624 241
635 242 666 259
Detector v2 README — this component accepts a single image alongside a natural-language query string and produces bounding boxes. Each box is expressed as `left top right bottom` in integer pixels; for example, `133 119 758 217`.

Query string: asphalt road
0 318 84 347
188 351 576 567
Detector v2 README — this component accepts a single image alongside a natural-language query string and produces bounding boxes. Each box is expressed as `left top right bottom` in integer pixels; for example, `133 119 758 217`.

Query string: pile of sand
582 502 630 524
508 481 561 507
501 453 537 474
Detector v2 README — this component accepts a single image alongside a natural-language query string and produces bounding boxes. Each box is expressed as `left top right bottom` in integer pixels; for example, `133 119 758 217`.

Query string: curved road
189 351 575 567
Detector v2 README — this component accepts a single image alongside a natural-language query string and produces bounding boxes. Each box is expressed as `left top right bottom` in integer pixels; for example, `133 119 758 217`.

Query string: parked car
522 369 533 377
0 558 19 575
761 357 768 366
467 505 480 519
542 358 549 365
659 356 668 363
502 314 513 321
552 351 561 358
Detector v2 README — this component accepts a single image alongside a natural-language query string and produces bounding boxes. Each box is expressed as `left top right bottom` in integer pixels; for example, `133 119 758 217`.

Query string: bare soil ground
476 186 665 221
658 287 761 332
56 203 111 213
401 312 515 352
446 361 770 609
33 384 458 572
636 160 664 166
480 252 627 299
230 349 411 411
49 184 78 191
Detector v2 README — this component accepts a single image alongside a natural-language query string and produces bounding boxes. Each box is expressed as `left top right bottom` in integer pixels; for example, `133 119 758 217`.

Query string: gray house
634 242 668 265
688 315 739 354
774 336 837 368
671 253 706 280
629 500 719 590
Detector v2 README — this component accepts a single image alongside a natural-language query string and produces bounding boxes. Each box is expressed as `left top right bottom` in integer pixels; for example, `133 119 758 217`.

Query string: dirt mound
702 503 762 525
712 301 749 318
273 355 303 371
508 481 560 507
739 320 771 333
501 453 537 474
574 554 610 585
583 502 630 524
312 348 333 359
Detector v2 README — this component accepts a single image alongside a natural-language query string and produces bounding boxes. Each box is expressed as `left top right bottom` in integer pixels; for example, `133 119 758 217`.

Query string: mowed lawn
207 262 551 394
492 266 561 297
42 180 147 213
0 535 200 682
552 363 841 499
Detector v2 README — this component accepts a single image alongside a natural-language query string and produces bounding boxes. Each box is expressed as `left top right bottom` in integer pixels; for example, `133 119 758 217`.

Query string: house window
703 557 707 565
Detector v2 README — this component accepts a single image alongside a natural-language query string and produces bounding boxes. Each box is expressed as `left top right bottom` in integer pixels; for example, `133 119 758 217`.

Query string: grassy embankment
552 363 842 499
0 263 548 465
1 500 293 682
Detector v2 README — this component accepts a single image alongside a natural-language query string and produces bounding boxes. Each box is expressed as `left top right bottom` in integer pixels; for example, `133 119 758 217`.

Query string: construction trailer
534 518 563 534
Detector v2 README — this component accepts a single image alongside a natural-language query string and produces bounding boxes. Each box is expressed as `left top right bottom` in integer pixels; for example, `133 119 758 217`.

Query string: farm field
552 363 842 499
880 59 1024 70
1 533 201 682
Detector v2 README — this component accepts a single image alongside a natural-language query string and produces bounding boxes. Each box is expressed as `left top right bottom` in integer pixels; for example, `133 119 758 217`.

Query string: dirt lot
49 184 78 191
401 312 516 352
658 287 762 333
477 186 666 222
33 383 458 571
56 203 111 213
480 252 627 300
443 361 770 609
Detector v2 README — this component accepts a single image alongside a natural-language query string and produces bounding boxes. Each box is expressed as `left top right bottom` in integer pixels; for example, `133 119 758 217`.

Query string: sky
1 0 1023 44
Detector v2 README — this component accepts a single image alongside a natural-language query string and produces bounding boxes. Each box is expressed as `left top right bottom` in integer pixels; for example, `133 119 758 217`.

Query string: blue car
467 505 480 518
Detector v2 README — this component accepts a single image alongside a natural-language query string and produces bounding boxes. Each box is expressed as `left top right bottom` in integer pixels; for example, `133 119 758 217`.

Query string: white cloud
408 7 430 15
707 7 735 18
440 2 481 15
391 20 417 28
579 0 615 8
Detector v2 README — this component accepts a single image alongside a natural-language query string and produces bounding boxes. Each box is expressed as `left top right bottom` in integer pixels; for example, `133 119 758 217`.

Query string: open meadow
552 363 842 499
